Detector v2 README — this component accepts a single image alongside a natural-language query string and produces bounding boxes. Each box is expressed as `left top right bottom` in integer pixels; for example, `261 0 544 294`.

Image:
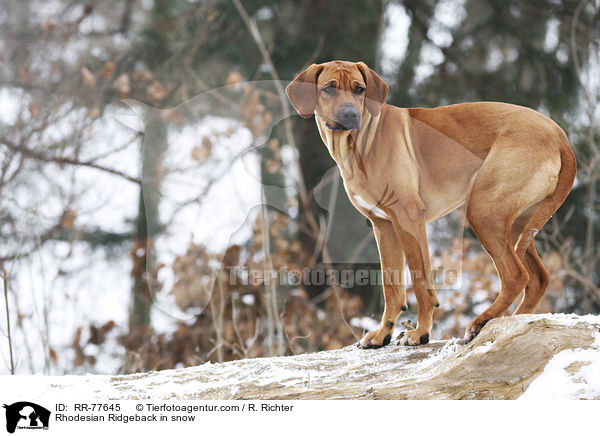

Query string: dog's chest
342 177 392 220
351 192 390 219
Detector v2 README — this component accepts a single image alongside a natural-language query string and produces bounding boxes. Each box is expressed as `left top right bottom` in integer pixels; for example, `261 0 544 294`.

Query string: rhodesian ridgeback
286 60 576 347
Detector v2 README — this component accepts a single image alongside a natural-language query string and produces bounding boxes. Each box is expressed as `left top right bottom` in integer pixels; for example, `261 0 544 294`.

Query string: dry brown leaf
59 209 77 229
267 138 279 151
158 108 183 123
17 66 31 82
88 107 100 119
132 70 154 83
225 71 245 89
40 20 58 32
191 137 212 162
80 66 96 86
28 99 40 119
206 8 218 22
148 80 168 102
544 251 562 273
103 61 115 80
114 73 131 96
265 158 280 174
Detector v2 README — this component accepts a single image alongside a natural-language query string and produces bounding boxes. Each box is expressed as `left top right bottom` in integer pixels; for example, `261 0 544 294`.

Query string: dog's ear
285 64 323 118
357 62 388 117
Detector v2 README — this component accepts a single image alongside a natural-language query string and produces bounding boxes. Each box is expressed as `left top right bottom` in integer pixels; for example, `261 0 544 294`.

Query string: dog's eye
354 86 365 94
322 86 336 95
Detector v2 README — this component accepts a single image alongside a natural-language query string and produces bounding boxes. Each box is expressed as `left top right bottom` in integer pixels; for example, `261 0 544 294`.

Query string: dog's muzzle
327 105 361 130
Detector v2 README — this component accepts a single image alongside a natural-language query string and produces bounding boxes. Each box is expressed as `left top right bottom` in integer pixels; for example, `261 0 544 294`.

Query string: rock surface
5 314 600 400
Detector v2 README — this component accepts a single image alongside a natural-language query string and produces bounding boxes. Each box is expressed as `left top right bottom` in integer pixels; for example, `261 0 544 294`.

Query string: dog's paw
463 317 492 342
357 327 393 349
399 329 430 346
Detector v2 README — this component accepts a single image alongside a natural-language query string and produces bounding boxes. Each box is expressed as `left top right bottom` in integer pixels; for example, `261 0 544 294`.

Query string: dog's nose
338 105 360 130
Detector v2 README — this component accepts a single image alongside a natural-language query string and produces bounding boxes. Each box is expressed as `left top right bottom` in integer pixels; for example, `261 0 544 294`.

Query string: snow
520 327 600 400
349 316 379 333
2 314 600 401
471 340 495 355
241 294 255 305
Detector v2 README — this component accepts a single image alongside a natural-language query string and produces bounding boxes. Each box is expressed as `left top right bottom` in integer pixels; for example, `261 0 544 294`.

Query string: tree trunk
11 314 600 400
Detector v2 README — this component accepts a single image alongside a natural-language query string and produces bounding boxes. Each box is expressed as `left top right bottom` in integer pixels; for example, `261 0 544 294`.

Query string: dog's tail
515 144 576 260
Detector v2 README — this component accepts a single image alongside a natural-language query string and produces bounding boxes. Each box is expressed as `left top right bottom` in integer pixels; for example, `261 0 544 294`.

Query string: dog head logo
3 402 50 434
113 77 465 321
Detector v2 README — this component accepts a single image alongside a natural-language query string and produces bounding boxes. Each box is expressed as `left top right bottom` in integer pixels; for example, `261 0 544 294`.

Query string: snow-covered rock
3 313 600 400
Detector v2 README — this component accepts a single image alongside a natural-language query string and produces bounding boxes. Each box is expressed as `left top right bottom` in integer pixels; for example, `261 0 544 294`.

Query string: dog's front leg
390 215 439 346
358 218 407 349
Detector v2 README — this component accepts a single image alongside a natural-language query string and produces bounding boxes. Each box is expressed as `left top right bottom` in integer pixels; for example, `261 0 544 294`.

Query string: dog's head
286 60 388 130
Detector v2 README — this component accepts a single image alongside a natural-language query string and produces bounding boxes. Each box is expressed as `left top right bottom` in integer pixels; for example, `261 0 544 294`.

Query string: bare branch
0 137 140 184
2 268 15 374
231 0 322 243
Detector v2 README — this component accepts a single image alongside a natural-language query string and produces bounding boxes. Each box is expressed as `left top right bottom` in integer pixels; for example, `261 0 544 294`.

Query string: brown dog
286 60 576 347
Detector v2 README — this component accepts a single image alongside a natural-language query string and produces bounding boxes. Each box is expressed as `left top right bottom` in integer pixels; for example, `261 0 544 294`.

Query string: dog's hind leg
465 142 574 338
508 211 552 315
464 202 529 341
514 242 551 314
358 218 407 348
462 142 562 341
512 147 577 314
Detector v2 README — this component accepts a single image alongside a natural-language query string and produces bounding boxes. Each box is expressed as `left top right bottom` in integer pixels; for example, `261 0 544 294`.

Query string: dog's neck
315 112 380 181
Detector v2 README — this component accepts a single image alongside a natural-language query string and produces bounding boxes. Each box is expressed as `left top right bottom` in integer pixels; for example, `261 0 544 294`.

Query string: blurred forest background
1 0 599 375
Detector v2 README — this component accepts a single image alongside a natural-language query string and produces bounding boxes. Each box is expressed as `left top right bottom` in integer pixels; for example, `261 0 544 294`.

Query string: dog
285 60 576 347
